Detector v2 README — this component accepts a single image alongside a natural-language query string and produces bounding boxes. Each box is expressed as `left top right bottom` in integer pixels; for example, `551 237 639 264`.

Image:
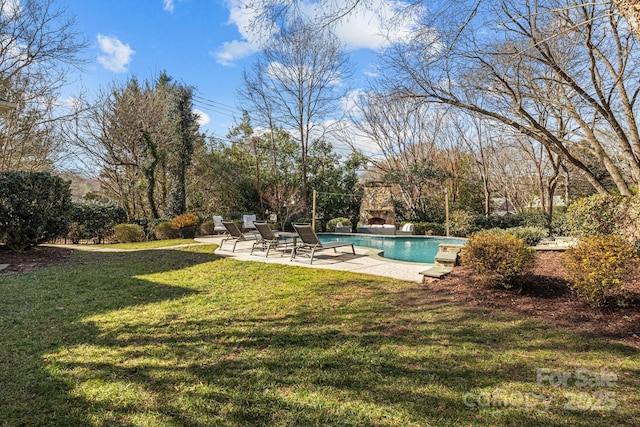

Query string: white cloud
341 89 365 116
194 109 210 127
213 40 259 66
1 0 20 18
212 1 268 66
96 34 135 73
332 0 421 50
163 0 174 12
214 0 422 67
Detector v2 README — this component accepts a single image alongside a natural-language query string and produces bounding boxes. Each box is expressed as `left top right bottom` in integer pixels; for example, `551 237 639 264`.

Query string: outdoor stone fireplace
359 182 395 226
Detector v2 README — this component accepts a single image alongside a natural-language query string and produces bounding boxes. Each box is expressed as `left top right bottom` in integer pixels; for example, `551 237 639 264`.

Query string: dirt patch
0 245 73 275
426 251 640 347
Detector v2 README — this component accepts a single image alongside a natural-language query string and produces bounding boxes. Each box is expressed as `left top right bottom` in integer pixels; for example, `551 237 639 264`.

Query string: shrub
550 211 569 236
461 233 536 288
326 217 352 232
70 200 127 243
171 213 199 229
449 210 475 237
562 235 638 307
0 171 72 252
200 220 216 235
515 212 549 228
414 222 446 236
155 221 179 240
476 226 548 246
171 213 199 238
473 214 519 231
113 223 144 243
567 194 625 237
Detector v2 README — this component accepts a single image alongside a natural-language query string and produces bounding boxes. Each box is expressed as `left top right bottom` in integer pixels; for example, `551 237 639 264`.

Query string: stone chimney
359 181 395 225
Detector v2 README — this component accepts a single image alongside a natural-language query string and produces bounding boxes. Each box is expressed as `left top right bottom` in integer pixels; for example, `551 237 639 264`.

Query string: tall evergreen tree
165 83 198 217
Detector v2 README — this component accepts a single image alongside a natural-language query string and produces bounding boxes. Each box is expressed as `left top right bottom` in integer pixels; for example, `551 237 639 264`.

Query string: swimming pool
318 234 466 264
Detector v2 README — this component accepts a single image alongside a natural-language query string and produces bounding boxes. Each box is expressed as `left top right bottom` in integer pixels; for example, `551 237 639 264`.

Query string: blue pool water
318 234 466 264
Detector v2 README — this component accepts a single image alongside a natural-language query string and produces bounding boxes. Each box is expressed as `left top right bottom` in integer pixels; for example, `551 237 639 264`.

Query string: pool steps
420 243 464 279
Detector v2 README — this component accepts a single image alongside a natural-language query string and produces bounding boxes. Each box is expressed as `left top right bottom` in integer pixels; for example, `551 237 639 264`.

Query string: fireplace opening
368 217 386 225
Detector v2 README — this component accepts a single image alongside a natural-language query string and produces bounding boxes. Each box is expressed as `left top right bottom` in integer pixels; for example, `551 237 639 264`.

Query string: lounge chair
290 223 355 264
241 214 258 233
212 215 227 234
250 222 296 257
397 223 415 235
220 220 257 252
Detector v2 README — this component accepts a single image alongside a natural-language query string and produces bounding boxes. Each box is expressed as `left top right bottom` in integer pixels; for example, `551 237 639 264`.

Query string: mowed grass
99 238 200 250
0 244 638 426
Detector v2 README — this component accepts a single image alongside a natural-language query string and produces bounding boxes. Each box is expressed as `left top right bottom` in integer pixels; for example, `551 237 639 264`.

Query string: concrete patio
196 235 432 283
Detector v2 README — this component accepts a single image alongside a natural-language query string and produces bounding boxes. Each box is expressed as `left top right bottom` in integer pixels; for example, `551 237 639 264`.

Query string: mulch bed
428 251 640 347
0 245 73 275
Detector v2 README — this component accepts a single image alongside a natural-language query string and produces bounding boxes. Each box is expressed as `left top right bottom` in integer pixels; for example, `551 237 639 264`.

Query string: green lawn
97 238 200 250
0 244 637 426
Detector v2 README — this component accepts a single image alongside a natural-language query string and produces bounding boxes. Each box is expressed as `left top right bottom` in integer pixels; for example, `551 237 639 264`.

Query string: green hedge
69 200 127 243
413 222 446 236
566 194 625 237
475 226 549 246
0 172 72 252
113 223 144 243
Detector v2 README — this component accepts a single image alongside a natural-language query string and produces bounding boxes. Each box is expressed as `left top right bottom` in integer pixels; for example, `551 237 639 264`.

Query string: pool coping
319 232 467 265
195 235 437 283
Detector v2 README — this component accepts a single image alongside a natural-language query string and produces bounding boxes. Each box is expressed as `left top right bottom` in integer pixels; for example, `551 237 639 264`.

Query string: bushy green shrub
550 211 569 236
70 200 127 243
0 171 72 252
326 217 352 231
472 212 550 232
476 226 548 246
461 233 536 288
473 214 519 231
113 223 144 243
450 210 476 237
414 222 446 236
200 220 216 235
562 235 638 307
515 212 549 228
567 194 625 237
155 221 179 240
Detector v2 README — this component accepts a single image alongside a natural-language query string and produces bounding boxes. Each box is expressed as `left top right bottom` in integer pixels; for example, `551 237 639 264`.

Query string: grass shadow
0 247 638 426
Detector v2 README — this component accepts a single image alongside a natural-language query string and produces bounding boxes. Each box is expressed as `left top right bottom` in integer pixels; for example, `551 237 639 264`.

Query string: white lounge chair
397 223 415 235
241 214 258 233
212 215 227 234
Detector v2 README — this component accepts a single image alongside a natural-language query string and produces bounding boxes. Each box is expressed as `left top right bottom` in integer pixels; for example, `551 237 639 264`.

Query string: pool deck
196 235 432 283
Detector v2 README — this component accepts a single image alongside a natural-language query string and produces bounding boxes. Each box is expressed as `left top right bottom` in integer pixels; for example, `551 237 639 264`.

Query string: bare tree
453 114 496 216
242 17 352 201
351 92 452 220
378 0 640 197
0 0 86 171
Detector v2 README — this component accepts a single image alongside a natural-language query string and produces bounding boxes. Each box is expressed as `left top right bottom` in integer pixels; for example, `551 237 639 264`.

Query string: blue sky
62 0 420 142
